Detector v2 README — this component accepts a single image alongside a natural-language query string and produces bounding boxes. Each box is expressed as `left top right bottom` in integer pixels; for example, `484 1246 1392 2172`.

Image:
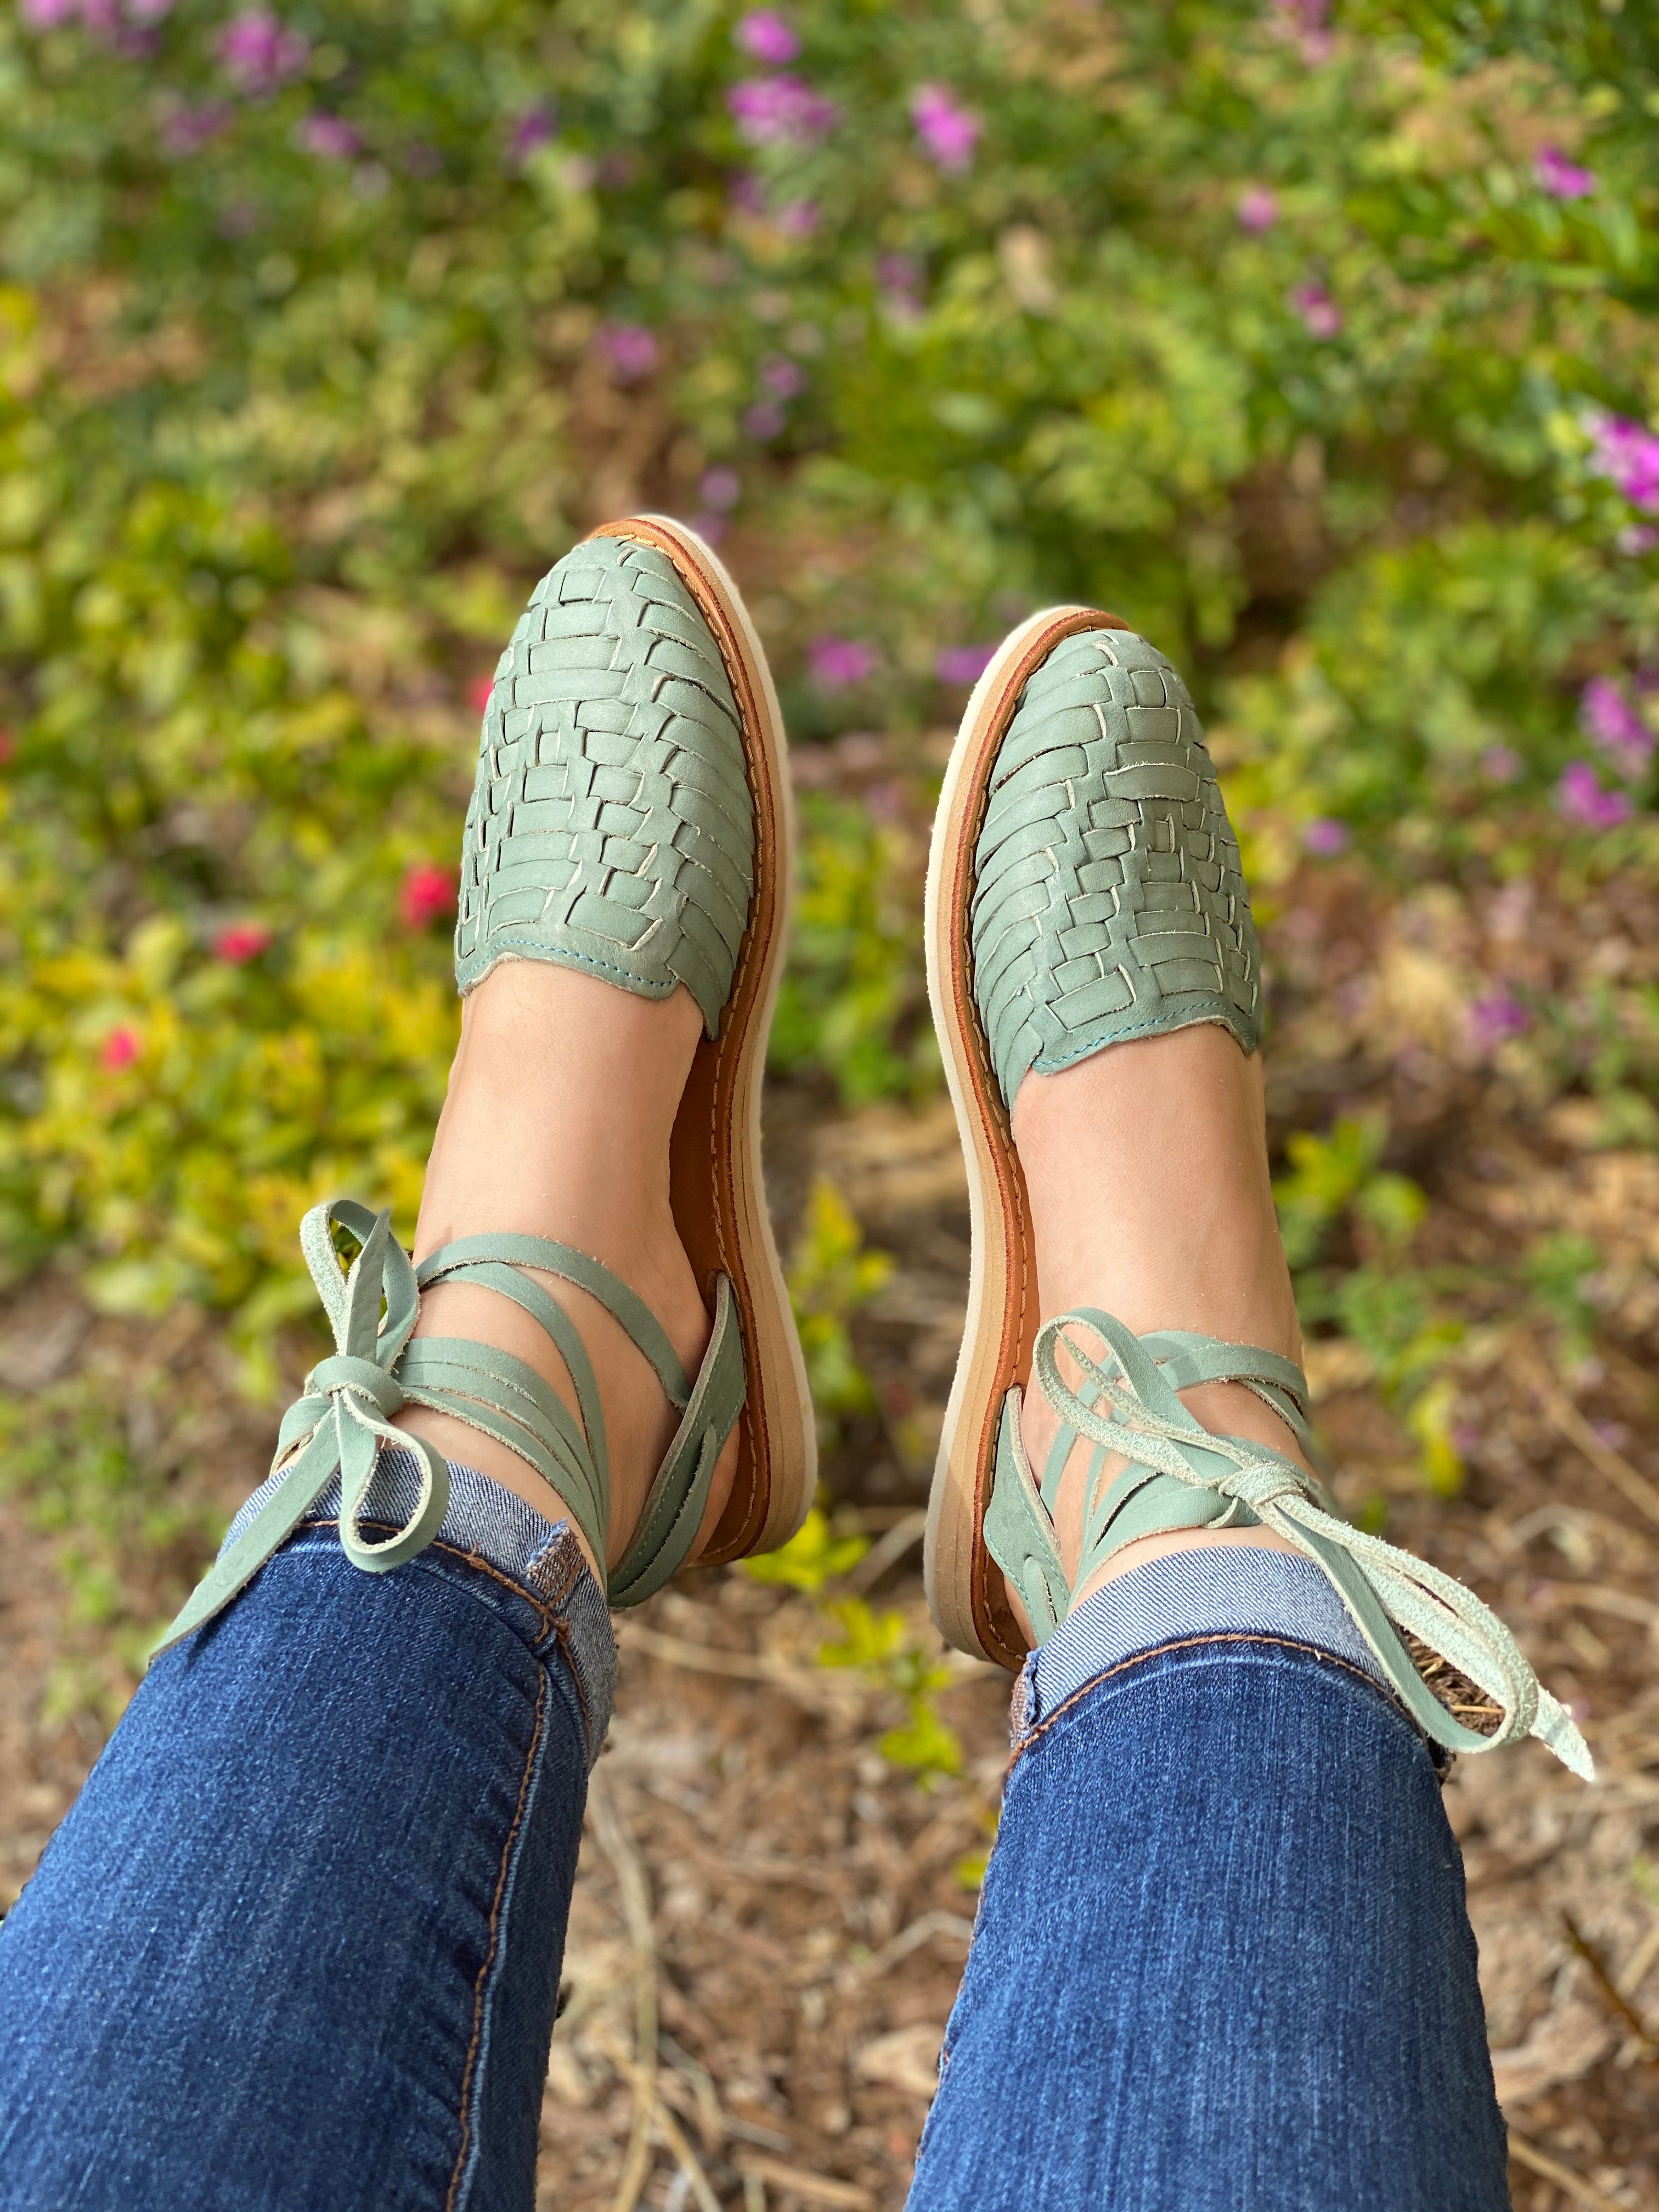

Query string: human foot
923 606 1589 1775
156 521 814 1656
1011 1020 1306 1628
396 959 736 1585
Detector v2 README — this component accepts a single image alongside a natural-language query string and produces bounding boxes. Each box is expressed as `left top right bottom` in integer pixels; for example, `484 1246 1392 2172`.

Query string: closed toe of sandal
923 608 1591 1780
157 520 814 1657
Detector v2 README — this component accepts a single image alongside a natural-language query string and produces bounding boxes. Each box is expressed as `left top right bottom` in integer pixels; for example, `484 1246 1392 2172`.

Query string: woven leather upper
970 628 1260 1108
454 535 755 1035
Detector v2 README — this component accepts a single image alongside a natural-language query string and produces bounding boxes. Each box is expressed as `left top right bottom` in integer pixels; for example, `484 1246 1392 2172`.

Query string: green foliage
1273 1114 1427 1272
741 1502 868 1590
1525 1229 1604 1359
2 0 1657 1374
785 1177 893 1436
818 1594 962 1780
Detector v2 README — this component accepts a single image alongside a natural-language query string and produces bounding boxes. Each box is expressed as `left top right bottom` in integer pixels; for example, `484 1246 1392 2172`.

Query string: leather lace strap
984 1307 1592 1779
153 1200 745 1658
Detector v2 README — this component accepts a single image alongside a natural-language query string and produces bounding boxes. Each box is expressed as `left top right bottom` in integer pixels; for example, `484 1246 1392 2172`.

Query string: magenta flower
296 114 360 160
699 466 742 512
19 0 78 25
1580 676 1654 780
597 324 659 381
1536 145 1595 201
1618 523 1659 555
400 864 457 931
687 512 730 546
877 252 922 302
736 9 799 65
100 1026 141 1072
1556 760 1635 830
468 674 496 717
218 10 309 95
808 637 877 689
1290 281 1341 338
161 101 234 157
1480 744 1521 783
741 400 786 441
1584 410 1659 511
1468 991 1531 1055
936 644 997 685
1236 185 1279 233
1302 816 1350 856
727 76 837 148
213 922 273 964
776 197 819 237
911 84 980 173
508 107 555 166
761 355 806 399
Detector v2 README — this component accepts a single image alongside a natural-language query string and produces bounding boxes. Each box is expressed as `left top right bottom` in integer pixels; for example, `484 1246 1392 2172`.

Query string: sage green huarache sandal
156 518 814 1657
923 606 1591 1776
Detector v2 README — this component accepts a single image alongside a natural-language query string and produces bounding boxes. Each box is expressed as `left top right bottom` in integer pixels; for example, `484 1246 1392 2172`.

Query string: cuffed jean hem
227 1445 617 1765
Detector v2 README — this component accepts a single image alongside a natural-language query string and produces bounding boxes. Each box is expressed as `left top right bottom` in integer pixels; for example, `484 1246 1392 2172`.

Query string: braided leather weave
454 535 755 1035
971 628 1260 1109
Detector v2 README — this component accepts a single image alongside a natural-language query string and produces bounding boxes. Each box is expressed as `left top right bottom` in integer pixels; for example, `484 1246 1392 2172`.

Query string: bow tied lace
151 1201 449 1658
1032 1312 1592 1780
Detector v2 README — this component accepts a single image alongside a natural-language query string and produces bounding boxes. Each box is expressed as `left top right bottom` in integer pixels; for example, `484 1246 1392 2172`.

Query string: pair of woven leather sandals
159 528 1589 1779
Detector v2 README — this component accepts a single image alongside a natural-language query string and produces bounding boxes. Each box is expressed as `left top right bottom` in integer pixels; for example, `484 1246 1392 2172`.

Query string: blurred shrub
1 0 1657 1358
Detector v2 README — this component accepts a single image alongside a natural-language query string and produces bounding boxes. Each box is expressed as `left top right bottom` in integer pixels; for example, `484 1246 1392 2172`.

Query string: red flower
213 922 274 964
400 862 457 930
100 1026 141 1071
468 674 496 717
0 729 14 764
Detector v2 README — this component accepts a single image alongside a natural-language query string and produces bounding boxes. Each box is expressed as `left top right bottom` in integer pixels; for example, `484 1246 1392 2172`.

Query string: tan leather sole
922 604 1131 1668
590 516 816 1565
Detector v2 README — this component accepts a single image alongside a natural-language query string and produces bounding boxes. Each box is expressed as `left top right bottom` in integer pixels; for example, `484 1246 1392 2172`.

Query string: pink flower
727 75 837 148
1536 145 1595 201
1236 186 1278 233
400 863 457 930
296 114 360 160
936 644 997 685
1617 523 1659 555
1302 816 1350 856
1556 760 1635 830
911 84 979 173
127 0 174 18
1580 676 1654 780
161 101 233 156
699 466 742 511
776 198 819 237
597 324 658 381
508 106 554 166
212 922 273 964
468 674 496 717
218 10 310 95
761 355 806 398
19 0 77 25
808 637 877 689
1468 991 1531 1054
1480 744 1520 783
687 512 729 546
1290 281 1341 338
736 9 799 65
100 1026 140 1072
1584 410 1659 511
741 399 786 441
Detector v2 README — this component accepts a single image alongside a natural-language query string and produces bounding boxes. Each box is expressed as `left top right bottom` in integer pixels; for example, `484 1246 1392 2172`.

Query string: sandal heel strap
610 1274 746 1608
983 1305 1593 1779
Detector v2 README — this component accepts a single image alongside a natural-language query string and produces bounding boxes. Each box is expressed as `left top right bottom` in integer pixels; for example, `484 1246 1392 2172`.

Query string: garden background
3 0 1659 2204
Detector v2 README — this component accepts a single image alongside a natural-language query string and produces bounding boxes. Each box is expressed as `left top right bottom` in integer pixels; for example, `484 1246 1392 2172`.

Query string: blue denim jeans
0 1467 1510 2212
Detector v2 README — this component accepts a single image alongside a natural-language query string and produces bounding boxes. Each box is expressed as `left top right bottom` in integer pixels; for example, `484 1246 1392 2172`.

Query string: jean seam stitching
1011 1633 1413 1764
444 1661 549 2212
300 1517 559 1635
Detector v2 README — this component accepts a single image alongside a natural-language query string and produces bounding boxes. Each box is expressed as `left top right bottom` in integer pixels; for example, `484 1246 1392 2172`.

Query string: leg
0 1480 609 2211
